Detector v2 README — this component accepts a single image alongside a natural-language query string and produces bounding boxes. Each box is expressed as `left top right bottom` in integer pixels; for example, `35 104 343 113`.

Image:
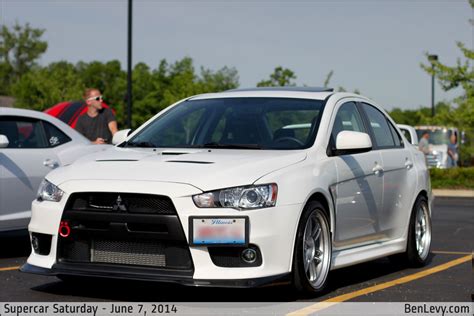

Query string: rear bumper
20 263 290 288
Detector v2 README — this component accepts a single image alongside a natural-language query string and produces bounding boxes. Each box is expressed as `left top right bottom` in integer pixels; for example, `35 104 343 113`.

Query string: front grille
92 240 166 267
66 192 176 215
57 192 193 274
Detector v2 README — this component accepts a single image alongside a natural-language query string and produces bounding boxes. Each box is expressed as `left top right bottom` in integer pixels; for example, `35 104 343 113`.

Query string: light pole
127 0 133 129
428 54 438 117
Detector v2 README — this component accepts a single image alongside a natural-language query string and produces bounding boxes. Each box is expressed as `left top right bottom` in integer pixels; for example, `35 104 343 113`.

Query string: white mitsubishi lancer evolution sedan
22 87 432 294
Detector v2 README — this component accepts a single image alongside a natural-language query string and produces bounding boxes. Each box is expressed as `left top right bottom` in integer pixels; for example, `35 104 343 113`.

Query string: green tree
420 0 474 130
200 66 239 92
257 66 296 87
10 52 239 128
418 0 474 164
131 57 239 128
0 22 47 94
11 61 83 110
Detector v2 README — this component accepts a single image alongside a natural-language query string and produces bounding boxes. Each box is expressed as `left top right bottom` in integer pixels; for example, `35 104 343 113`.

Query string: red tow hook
59 221 71 238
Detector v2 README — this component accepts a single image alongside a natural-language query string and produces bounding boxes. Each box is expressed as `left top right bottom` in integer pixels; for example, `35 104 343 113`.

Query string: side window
387 121 403 148
0 116 48 148
400 128 412 144
43 121 72 147
361 103 396 149
330 102 366 143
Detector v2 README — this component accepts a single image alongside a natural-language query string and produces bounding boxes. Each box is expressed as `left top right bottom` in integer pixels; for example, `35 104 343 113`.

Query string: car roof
0 107 77 125
189 87 335 101
228 87 334 93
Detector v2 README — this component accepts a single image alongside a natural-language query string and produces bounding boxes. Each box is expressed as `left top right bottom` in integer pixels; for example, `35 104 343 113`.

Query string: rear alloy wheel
293 201 331 294
395 196 432 267
414 201 431 261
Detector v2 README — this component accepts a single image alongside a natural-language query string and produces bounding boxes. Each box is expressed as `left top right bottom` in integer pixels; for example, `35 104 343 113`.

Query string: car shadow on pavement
29 255 436 302
0 230 30 259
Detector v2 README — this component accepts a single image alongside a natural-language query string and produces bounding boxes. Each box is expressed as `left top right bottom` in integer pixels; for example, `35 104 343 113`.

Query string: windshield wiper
124 141 156 148
195 142 263 149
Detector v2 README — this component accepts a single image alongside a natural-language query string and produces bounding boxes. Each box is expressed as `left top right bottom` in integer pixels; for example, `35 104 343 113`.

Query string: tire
292 201 332 294
394 196 432 267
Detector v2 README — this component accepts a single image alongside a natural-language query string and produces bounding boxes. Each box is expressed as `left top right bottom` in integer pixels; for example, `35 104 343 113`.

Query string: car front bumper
24 180 303 286
20 263 291 288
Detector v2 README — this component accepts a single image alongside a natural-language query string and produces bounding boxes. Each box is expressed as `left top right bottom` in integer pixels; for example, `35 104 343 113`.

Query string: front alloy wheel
293 201 331 294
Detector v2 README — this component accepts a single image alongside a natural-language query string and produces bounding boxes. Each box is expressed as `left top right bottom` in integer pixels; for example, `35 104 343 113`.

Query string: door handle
405 159 413 169
44 158 59 169
372 163 384 175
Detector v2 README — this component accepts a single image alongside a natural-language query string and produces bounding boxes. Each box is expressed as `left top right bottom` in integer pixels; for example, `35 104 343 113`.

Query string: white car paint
24 90 432 290
0 108 110 232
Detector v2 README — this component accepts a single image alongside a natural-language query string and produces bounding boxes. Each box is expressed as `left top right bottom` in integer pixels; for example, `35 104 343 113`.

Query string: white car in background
415 126 460 168
397 124 418 146
0 108 109 232
22 88 432 294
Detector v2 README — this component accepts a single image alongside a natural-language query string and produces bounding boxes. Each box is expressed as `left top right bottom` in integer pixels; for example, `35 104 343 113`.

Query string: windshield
415 129 453 145
125 97 324 150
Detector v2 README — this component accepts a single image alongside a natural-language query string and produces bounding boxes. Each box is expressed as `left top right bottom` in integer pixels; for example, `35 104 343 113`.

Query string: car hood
48 147 307 192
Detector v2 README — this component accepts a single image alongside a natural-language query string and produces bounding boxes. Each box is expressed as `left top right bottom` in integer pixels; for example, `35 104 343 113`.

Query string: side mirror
112 129 132 145
0 135 9 148
335 131 372 155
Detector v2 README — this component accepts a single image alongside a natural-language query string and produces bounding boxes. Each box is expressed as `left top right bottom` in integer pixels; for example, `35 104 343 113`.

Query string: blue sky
1 0 472 110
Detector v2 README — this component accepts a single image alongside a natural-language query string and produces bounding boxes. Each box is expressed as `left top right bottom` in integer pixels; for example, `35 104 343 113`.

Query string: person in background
75 88 118 144
447 133 458 167
418 132 430 155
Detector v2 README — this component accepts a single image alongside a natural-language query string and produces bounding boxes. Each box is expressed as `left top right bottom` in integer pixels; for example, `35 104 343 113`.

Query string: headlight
37 179 64 202
192 183 277 210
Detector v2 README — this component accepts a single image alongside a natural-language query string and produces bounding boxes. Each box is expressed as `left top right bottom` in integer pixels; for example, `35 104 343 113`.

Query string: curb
433 189 474 198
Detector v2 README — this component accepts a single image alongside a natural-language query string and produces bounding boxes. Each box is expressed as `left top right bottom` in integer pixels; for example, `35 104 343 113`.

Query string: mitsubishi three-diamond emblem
113 195 127 212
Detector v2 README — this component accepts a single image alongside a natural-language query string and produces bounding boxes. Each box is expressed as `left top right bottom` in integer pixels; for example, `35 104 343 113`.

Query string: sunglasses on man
87 95 103 102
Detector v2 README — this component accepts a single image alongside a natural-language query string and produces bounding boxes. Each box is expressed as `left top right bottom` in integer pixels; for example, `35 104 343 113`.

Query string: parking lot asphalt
0 197 472 304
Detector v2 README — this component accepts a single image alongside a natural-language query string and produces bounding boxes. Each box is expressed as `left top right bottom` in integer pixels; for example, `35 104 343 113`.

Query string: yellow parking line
0 265 20 272
287 254 472 316
432 250 472 255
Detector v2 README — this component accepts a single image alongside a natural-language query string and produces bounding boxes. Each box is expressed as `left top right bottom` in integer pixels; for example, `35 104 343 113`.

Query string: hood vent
166 160 214 164
161 152 189 156
96 159 138 162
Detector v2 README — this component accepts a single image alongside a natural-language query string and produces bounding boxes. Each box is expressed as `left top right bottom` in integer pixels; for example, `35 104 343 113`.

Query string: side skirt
330 238 406 270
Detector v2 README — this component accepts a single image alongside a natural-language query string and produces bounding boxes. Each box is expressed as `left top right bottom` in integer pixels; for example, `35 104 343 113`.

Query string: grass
430 167 474 189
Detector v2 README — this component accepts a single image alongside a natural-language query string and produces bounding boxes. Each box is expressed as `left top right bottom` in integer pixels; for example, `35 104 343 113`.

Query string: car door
360 103 417 240
0 116 61 231
328 101 384 249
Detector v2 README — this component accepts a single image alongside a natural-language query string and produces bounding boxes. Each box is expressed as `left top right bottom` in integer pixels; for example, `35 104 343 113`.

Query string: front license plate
190 217 248 246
